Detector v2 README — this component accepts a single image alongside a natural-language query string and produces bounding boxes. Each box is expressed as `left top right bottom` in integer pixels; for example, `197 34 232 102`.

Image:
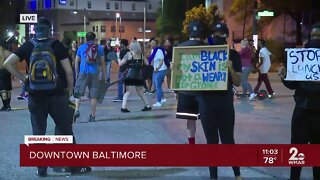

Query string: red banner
20 144 320 166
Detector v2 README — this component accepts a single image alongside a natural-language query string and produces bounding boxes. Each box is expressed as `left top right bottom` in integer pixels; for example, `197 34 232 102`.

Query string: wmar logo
288 147 305 165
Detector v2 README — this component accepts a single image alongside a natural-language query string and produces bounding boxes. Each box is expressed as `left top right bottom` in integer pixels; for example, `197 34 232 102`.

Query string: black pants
28 92 75 173
197 94 240 179
290 107 320 180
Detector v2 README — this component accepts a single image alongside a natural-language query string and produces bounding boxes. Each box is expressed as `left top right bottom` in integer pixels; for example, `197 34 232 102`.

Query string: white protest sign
24 135 73 146
285 48 320 81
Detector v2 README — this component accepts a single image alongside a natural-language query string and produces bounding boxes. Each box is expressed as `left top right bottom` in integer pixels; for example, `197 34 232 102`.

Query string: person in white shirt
149 38 167 107
252 39 274 99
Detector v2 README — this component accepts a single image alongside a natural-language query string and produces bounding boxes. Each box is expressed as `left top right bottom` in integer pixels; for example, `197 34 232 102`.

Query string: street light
115 13 121 39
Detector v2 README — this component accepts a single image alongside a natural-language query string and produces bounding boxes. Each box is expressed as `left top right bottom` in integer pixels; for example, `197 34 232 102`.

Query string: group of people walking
1 14 320 180
238 37 274 100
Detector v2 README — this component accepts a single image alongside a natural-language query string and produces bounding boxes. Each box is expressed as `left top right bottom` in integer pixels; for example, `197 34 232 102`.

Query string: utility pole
243 0 248 39
252 0 259 50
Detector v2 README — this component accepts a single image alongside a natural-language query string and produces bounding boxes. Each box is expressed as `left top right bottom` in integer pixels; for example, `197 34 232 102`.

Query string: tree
230 0 320 45
182 4 223 39
156 0 205 38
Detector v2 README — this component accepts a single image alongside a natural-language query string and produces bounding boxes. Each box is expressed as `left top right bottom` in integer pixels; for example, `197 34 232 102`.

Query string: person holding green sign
201 22 242 180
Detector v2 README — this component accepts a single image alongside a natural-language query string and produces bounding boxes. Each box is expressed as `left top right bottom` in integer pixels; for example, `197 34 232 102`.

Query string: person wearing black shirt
113 39 130 102
279 22 320 180
4 17 91 177
164 37 174 92
201 22 242 180
175 21 204 145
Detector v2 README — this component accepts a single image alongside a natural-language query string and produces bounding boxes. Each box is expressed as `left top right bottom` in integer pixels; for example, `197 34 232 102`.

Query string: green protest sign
171 45 229 91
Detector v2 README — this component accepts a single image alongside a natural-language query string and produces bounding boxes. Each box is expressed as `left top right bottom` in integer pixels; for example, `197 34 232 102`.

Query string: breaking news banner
24 135 73 146
20 144 320 167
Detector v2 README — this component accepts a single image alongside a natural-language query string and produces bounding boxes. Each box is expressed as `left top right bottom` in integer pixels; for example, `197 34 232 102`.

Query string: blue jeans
241 66 253 95
106 60 112 82
117 71 124 99
153 69 166 103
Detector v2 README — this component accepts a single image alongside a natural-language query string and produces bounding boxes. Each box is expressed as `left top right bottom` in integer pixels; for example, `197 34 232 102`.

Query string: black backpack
28 39 58 91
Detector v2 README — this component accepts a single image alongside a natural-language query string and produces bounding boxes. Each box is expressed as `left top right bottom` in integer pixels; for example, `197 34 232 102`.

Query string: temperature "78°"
264 157 277 164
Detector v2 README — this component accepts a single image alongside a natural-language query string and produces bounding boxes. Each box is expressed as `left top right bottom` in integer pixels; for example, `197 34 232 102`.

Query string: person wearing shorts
174 21 205 144
73 32 106 122
176 93 199 144
0 40 12 111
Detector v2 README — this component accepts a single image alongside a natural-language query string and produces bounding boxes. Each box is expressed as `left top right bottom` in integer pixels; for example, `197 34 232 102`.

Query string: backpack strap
30 38 54 48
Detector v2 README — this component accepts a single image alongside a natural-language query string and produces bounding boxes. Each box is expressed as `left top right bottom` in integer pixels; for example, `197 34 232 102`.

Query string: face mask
306 39 320 48
211 36 226 45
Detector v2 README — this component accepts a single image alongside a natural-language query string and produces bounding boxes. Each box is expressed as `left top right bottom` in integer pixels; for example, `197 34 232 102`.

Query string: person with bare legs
118 41 152 112
73 32 106 122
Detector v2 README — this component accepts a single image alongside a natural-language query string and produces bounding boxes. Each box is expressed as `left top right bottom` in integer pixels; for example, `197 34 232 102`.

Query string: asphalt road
0 73 314 180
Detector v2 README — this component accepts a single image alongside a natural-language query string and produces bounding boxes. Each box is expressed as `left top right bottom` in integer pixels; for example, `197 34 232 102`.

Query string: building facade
24 0 161 44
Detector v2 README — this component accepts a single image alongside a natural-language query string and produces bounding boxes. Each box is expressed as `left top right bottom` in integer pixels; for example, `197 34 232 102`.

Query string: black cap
188 21 202 37
212 22 229 36
37 17 51 27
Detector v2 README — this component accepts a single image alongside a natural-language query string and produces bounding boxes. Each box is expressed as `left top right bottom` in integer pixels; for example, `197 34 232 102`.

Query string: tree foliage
229 0 319 45
156 0 205 37
182 4 223 39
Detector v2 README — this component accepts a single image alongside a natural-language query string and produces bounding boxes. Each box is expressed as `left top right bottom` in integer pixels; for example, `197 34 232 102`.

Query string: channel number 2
289 147 305 161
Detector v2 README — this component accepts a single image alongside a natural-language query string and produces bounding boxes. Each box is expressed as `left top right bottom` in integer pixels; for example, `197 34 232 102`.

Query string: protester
104 39 113 84
175 21 204 144
113 39 130 102
164 36 174 92
4 17 91 176
118 40 151 112
16 38 29 100
73 32 106 122
0 39 12 111
252 39 274 99
201 22 242 180
70 40 78 84
278 22 320 180
143 41 154 94
238 38 255 100
149 38 167 107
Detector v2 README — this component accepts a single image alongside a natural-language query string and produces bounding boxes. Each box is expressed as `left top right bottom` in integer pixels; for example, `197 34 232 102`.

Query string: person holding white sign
279 22 320 180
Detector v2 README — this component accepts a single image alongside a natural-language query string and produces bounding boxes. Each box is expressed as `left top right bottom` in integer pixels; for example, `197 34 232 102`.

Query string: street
0 73 314 180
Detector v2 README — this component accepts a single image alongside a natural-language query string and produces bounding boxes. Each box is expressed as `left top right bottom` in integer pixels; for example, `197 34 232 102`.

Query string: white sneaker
152 102 162 107
161 98 167 103
249 93 256 101
268 93 275 98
